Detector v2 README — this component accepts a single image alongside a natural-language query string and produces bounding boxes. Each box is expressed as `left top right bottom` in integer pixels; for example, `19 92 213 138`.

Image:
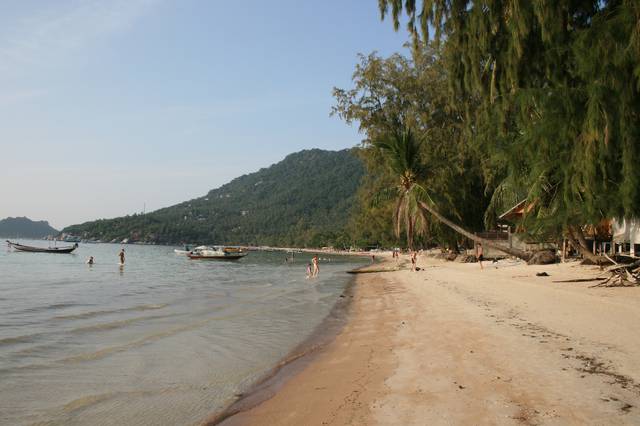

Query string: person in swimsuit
87 256 94 265
306 263 312 278
411 251 417 271
477 243 484 270
312 255 319 277
118 249 125 265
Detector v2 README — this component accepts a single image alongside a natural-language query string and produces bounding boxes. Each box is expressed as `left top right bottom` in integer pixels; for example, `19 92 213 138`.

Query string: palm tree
374 127 533 261
373 128 429 250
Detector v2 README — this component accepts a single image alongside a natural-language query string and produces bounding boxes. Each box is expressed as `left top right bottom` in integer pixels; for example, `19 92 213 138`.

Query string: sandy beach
213 253 640 425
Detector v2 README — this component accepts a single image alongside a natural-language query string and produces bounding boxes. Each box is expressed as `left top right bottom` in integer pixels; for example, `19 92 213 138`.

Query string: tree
373 127 430 250
375 125 532 260
378 0 640 263
333 46 492 251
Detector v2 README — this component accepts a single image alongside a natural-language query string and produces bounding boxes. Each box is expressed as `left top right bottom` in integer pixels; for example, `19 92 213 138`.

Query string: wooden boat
6 240 79 254
187 246 247 260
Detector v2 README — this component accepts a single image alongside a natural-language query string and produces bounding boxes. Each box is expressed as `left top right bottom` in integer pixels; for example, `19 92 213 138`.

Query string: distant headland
0 217 59 239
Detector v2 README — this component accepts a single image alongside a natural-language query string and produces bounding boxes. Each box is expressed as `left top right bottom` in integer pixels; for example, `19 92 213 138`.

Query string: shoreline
203 262 372 425
212 253 640 425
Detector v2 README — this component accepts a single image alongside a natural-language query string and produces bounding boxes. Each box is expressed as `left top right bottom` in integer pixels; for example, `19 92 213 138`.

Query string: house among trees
613 219 640 257
496 200 556 253
499 199 639 258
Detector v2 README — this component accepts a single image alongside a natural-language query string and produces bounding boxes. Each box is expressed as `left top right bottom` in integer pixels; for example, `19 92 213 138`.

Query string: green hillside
63 149 364 247
0 217 59 239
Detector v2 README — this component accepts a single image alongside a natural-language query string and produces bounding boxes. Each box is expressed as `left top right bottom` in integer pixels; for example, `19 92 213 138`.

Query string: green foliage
380 0 640 238
373 127 430 249
333 45 490 249
63 149 364 248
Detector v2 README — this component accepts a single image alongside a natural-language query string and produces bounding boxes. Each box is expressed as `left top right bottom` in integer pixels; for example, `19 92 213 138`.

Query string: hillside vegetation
63 149 364 247
0 217 59 239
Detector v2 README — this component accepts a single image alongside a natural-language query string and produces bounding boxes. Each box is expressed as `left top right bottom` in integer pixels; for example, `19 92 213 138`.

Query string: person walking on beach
118 249 125 265
312 254 319 277
477 243 484 270
411 250 417 271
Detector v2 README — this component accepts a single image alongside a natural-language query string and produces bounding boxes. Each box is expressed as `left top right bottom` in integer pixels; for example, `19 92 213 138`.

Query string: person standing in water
118 249 125 265
312 254 319 277
411 251 417 271
477 243 484 270
306 263 312 278
86 256 94 265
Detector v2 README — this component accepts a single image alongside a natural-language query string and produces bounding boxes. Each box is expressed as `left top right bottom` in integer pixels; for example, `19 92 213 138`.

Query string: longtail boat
6 240 79 254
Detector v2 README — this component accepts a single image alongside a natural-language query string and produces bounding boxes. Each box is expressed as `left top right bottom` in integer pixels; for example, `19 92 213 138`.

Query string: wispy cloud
0 0 159 74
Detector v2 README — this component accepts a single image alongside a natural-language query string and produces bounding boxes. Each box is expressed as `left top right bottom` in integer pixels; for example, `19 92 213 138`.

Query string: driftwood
552 259 640 287
590 260 640 287
552 278 606 283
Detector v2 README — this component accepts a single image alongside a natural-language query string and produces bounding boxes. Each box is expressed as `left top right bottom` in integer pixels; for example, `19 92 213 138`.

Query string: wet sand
212 254 640 425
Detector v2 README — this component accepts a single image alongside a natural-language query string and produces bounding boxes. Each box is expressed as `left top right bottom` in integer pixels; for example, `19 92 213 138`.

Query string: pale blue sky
0 0 408 229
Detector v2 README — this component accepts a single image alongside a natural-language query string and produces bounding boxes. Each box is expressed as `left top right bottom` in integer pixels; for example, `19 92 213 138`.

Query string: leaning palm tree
373 128 430 250
374 127 533 261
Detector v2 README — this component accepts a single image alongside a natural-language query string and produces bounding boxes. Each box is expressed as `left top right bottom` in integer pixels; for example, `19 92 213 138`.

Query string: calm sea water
0 241 363 426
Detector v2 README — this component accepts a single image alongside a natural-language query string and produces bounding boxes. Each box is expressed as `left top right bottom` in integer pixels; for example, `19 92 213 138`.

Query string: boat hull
187 253 246 260
7 241 78 254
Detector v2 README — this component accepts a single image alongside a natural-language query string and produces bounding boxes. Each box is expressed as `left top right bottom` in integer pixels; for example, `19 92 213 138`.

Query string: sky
0 0 409 229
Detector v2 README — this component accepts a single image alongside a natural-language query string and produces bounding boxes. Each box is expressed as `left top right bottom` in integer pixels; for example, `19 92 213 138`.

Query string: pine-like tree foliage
380 0 640 235
333 46 490 249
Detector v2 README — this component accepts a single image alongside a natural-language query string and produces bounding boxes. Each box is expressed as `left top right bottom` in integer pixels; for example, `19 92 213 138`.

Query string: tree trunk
406 217 415 251
418 202 532 261
567 226 606 265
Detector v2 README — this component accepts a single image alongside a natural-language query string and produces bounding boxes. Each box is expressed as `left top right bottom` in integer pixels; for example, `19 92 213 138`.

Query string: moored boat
174 245 193 255
6 240 79 254
187 246 247 260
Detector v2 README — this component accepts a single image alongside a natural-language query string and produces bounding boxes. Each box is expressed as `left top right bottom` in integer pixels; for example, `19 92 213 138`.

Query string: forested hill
0 217 59 239
63 149 364 247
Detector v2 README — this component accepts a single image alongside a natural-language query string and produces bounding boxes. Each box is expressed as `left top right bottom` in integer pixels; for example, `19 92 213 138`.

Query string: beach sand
212 254 640 425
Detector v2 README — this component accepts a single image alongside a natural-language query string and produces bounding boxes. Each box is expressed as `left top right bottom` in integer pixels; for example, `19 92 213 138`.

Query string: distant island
63 149 364 247
0 217 59 239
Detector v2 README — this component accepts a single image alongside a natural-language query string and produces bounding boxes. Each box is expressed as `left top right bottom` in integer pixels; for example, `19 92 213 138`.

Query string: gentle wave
62 392 117 414
9 302 81 315
0 333 44 346
53 303 168 320
67 313 176 334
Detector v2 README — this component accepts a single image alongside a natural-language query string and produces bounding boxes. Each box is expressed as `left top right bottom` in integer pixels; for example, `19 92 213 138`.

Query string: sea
0 241 364 425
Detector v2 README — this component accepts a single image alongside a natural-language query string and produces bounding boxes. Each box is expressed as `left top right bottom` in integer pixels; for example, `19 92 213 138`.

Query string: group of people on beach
85 249 126 266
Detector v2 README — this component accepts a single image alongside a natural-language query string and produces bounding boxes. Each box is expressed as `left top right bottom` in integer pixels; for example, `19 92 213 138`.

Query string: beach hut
497 200 556 253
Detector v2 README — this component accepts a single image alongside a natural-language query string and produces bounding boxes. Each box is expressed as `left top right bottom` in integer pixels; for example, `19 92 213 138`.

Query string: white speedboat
188 246 247 260
174 245 194 255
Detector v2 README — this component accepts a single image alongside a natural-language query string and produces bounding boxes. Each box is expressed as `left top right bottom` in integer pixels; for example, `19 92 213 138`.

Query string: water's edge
203 271 360 425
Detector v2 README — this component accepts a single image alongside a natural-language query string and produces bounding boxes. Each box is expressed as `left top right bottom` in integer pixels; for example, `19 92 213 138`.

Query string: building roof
498 199 531 222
